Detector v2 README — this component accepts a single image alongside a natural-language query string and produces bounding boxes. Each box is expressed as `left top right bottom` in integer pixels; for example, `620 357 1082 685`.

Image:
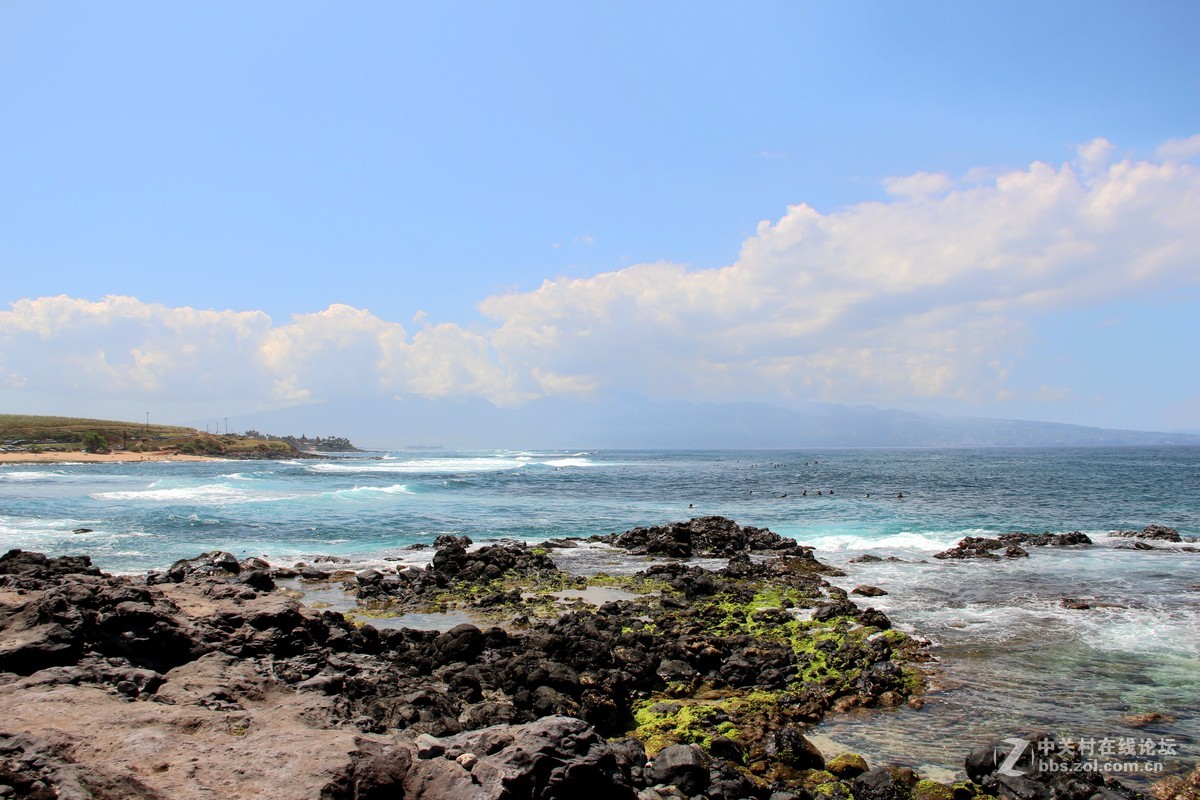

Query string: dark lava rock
415 716 637 800
849 554 883 563
998 531 1092 547
434 623 486 663
0 550 102 583
961 733 1149 800
769 726 825 771
855 766 919 800
164 551 243 582
238 570 276 592
1109 525 1182 543
596 516 802 558
934 537 1029 560
646 743 710 795
827 753 869 779
852 585 888 597
0 731 162 799
430 540 557 583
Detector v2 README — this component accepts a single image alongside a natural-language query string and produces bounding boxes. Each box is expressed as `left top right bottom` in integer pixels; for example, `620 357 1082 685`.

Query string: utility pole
224 417 229 436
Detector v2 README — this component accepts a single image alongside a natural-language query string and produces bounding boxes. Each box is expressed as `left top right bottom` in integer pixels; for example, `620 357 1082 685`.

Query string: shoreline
1 523 1184 800
0 450 225 463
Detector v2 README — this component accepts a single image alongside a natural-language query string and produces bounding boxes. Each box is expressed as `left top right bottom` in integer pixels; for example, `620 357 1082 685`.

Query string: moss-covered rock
828 752 870 779
913 778 955 800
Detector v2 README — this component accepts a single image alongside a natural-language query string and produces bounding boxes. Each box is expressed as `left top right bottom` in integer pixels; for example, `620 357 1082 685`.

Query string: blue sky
1 2 1197 433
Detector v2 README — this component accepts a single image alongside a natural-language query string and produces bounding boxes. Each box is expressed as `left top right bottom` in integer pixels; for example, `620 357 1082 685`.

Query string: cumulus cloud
1156 134 1200 163
1 137 1196 415
479 137 1198 406
0 296 274 400
0 296 525 410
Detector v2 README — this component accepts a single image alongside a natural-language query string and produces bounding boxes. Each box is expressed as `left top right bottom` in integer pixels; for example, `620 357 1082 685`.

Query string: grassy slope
0 414 196 440
0 414 295 455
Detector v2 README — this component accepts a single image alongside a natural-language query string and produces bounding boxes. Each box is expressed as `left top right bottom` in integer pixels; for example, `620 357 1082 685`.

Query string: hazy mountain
217 396 1200 451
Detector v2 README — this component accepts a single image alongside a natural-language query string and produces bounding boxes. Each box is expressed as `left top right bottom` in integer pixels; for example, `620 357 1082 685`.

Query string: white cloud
1156 134 1200 163
882 171 953 198
476 141 1197 406
2 137 1196 418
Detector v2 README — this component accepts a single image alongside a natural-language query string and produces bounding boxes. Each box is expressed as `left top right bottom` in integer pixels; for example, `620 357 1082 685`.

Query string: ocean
1 446 1197 782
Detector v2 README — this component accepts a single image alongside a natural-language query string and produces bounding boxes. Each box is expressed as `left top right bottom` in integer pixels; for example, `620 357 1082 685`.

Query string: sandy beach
0 450 220 464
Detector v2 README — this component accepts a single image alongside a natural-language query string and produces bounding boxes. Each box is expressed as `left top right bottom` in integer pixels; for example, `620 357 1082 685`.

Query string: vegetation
0 414 193 444
0 414 300 458
243 430 361 452
80 431 110 454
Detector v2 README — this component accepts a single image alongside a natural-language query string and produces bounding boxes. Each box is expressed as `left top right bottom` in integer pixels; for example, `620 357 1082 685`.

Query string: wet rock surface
593 516 808 558
932 531 1092 560
0 518 1167 799
963 735 1155 800
1109 525 1183 543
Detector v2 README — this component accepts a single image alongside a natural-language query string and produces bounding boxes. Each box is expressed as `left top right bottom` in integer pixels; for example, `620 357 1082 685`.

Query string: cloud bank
2 138 1197 420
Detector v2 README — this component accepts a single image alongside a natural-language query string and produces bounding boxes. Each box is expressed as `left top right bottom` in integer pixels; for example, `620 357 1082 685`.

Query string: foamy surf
90 483 301 505
808 529 968 553
308 457 527 474
327 484 412 500
0 470 71 481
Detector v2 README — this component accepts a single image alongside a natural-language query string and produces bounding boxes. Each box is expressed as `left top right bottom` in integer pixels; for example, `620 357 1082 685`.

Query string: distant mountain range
220 396 1200 451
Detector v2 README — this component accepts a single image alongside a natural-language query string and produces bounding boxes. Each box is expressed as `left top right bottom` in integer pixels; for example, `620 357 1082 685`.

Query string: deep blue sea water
2 446 1197 781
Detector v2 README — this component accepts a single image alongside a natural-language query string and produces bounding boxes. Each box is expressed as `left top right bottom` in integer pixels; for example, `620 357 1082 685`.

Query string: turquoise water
2 446 1197 780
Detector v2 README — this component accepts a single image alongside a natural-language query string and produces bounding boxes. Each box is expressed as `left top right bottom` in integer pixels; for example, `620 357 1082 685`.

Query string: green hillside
0 414 296 456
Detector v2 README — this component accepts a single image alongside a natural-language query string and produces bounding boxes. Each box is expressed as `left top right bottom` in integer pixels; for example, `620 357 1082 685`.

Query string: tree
81 431 110 454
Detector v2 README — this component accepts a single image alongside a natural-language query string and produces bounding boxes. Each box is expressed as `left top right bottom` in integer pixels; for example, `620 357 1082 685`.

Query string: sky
1 1 1198 435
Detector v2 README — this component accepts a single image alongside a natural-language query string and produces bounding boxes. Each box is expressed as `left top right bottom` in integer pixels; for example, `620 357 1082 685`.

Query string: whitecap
90 483 293 505
811 530 967 553
308 457 525 475
0 470 69 481
540 458 595 468
328 484 412 499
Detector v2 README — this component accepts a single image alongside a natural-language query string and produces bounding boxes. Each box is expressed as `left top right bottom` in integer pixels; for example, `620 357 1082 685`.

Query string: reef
0 517 1167 799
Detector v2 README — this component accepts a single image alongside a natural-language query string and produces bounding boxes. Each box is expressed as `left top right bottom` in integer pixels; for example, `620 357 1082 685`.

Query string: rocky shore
0 517 1187 799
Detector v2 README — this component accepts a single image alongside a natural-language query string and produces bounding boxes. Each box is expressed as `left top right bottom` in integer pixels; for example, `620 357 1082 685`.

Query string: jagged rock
646 744 709 795
769 726 824 771
854 766 919 800
0 550 102 583
997 531 1092 547
164 552 241 582
852 585 888 597
934 537 1030 560
0 542 1161 800
962 734 1151 800
394 716 636 800
597 516 803 558
1110 525 1182 543
0 731 164 799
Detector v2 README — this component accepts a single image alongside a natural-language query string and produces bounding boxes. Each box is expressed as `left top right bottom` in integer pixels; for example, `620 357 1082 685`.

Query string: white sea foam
91 483 292 504
0 512 88 530
309 457 526 474
329 484 412 499
0 470 70 481
809 530 967 553
541 458 595 468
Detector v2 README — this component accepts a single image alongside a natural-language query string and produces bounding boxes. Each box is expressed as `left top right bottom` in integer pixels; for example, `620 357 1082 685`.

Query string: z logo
998 738 1029 777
